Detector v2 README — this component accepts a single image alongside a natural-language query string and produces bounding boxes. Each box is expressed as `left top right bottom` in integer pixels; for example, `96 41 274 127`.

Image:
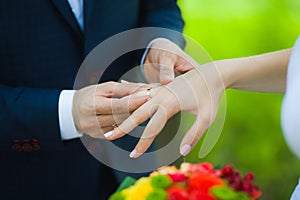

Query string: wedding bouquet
109 162 261 200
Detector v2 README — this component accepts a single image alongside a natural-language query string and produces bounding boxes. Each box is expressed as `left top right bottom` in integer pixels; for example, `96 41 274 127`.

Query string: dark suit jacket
0 1 184 199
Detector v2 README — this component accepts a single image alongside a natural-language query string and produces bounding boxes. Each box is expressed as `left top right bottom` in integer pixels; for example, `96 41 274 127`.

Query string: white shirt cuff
140 38 171 82
59 90 83 140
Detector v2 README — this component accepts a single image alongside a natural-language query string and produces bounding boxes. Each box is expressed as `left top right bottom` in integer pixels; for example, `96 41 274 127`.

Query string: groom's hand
72 82 148 138
143 38 197 85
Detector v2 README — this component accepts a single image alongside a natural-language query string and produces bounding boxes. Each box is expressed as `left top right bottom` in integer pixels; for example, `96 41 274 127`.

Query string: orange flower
167 186 189 200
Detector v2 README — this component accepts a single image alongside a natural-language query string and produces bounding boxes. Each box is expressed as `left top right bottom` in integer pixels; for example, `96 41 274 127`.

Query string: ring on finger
112 124 118 129
146 88 152 99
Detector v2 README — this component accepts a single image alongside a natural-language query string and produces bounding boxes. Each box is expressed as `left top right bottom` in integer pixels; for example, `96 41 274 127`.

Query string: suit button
32 139 41 151
22 139 33 152
11 140 22 152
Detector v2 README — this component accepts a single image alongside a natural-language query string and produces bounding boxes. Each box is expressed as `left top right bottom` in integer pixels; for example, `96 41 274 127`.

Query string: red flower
244 173 254 181
189 190 216 200
221 165 234 177
189 162 214 174
213 169 222 177
251 187 262 199
168 173 187 183
188 173 223 193
167 186 189 200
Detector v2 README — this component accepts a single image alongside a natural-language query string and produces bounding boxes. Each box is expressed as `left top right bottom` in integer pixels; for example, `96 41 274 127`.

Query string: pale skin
143 38 197 84
72 81 149 138
72 39 191 139
105 48 292 158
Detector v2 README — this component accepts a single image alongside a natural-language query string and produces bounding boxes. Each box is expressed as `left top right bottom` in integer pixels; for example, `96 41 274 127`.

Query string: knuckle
105 81 115 86
103 81 116 93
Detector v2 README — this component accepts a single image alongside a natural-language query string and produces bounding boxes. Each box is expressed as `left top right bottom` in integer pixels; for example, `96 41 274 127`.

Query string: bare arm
106 48 293 157
219 49 292 93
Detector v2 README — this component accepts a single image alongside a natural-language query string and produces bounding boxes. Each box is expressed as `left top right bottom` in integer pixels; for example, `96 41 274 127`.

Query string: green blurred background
176 0 300 199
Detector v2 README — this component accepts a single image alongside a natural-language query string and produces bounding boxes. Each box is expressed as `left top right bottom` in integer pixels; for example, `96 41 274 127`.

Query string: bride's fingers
127 86 161 100
129 136 156 158
104 102 158 140
179 114 211 156
129 106 169 158
140 82 162 89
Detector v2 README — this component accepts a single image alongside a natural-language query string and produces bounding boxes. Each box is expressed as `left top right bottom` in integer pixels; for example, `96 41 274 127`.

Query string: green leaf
234 192 251 200
146 189 168 200
150 175 172 189
108 192 125 200
116 176 136 192
211 186 251 200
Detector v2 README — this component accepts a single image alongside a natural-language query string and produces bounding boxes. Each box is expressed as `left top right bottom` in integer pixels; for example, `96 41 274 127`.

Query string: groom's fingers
179 114 210 156
158 55 176 85
99 82 142 98
175 64 194 74
96 113 130 127
96 96 148 114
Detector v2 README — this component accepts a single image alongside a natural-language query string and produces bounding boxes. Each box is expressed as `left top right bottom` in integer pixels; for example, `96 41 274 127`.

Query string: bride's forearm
216 49 292 93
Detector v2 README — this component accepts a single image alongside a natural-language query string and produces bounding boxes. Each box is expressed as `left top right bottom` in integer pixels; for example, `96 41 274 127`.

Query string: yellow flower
121 178 153 200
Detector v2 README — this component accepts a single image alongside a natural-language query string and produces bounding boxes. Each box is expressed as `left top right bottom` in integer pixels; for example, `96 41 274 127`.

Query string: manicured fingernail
104 131 114 138
180 144 191 156
129 150 137 158
121 80 129 83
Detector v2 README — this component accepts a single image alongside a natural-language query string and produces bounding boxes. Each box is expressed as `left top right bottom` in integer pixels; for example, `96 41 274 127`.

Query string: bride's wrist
198 60 233 90
192 61 226 94
214 59 242 90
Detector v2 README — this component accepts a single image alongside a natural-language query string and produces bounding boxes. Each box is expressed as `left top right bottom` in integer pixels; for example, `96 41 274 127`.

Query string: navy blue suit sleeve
0 85 64 150
138 0 185 48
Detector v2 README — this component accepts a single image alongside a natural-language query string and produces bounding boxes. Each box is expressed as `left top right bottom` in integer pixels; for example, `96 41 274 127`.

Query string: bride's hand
104 62 225 158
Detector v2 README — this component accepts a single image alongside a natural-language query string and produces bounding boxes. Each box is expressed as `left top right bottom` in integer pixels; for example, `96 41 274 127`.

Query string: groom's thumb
159 57 175 85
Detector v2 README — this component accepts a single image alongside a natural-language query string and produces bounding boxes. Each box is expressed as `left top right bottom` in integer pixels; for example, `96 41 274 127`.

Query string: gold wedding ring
112 124 118 129
146 88 152 99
